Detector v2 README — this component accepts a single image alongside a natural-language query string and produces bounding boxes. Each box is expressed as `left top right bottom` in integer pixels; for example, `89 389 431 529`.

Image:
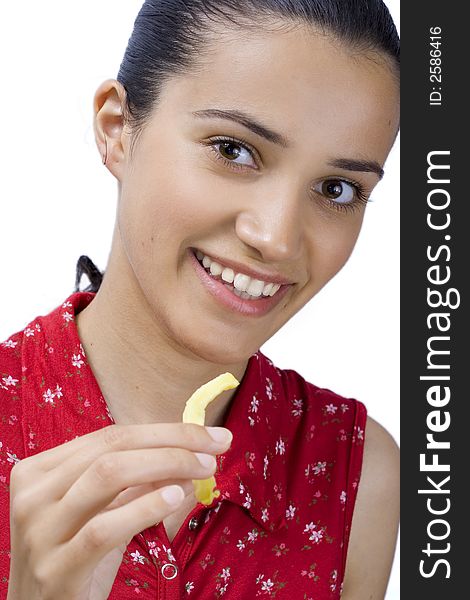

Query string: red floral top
0 292 367 599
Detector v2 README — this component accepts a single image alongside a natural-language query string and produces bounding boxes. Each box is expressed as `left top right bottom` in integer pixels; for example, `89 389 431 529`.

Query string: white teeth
209 261 223 277
246 279 265 297
233 288 255 299
269 283 281 296
262 282 274 296
233 273 251 292
223 283 260 300
195 249 285 298
221 268 235 284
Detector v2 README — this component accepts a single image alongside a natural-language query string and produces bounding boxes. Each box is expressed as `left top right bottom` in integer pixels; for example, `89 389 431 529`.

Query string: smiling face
98 23 399 365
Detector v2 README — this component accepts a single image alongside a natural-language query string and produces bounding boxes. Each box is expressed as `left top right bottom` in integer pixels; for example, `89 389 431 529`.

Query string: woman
0 0 400 598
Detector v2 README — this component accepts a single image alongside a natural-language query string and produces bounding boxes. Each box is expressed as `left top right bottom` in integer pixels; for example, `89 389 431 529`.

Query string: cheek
123 133 231 238
119 167 203 243
117 162 232 283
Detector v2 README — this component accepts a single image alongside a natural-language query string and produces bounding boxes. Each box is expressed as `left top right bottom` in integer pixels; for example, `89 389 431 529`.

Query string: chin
179 330 258 366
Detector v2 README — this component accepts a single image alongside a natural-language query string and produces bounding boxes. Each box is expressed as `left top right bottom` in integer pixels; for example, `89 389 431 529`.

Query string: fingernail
206 427 233 445
195 452 216 469
161 485 185 506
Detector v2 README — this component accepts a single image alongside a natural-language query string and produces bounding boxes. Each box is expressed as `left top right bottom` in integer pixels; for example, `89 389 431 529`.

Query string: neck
75 235 248 428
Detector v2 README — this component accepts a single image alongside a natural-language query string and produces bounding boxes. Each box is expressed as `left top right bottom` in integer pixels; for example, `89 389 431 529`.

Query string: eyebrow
191 108 291 148
328 158 384 180
192 108 385 179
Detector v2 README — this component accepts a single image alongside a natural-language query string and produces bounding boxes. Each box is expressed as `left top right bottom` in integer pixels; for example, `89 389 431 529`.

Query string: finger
103 479 195 511
11 479 195 570
16 422 230 509
43 485 188 593
10 422 230 536
37 423 230 502
33 422 232 472
46 448 216 542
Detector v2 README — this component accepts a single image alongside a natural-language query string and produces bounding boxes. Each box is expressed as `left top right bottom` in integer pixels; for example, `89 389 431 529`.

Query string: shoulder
267 356 367 456
361 415 399 474
359 417 400 516
342 415 400 599
269 354 364 419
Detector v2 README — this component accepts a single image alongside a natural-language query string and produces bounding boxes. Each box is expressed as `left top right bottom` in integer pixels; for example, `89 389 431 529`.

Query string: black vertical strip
401 2 467 596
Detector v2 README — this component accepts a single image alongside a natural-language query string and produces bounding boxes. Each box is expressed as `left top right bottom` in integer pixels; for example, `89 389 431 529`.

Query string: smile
189 248 292 317
195 249 282 299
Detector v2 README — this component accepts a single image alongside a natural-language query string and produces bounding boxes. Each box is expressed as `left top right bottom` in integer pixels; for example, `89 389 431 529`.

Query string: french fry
182 372 239 505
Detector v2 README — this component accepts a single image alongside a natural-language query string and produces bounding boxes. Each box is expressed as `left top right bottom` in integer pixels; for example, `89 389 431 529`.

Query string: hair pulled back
74 0 399 295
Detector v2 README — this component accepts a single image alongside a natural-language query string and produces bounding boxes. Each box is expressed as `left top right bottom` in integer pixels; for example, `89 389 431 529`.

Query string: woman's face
101 25 399 365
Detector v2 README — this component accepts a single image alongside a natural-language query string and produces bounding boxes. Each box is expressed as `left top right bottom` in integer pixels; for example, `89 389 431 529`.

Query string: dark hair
74 0 399 295
74 255 104 293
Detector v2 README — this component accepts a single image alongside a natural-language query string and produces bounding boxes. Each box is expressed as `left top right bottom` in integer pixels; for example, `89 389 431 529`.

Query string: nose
234 190 304 264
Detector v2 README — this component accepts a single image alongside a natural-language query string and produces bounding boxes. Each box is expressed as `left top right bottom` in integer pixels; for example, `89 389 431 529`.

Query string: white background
0 1 400 597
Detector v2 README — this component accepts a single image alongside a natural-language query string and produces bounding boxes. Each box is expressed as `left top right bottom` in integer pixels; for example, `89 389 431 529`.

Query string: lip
193 248 295 286
188 248 292 317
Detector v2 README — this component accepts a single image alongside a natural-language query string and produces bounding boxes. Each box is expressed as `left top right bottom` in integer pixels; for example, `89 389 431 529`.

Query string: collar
214 350 288 532
31 292 288 532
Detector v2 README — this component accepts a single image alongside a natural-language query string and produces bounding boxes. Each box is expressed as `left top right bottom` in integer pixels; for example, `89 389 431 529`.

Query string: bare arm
341 415 400 599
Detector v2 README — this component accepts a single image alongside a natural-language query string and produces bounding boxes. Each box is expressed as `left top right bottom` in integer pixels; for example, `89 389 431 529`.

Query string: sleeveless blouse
0 292 367 599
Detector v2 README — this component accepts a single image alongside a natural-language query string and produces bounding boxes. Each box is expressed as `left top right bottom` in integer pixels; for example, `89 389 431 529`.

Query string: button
161 563 178 580
188 517 199 531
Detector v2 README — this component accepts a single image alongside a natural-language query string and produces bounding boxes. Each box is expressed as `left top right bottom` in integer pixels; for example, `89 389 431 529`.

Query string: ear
93 79 131 181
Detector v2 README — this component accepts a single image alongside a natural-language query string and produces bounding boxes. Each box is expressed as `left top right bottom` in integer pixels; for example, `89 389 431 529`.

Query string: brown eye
317 179 355 204
206 136 258 170
219 142 242 161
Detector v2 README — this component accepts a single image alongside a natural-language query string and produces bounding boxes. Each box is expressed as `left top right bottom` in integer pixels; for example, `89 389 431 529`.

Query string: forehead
160 25 400 161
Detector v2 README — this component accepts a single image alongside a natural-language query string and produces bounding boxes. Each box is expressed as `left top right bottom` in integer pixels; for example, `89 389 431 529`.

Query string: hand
7 422 232 600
